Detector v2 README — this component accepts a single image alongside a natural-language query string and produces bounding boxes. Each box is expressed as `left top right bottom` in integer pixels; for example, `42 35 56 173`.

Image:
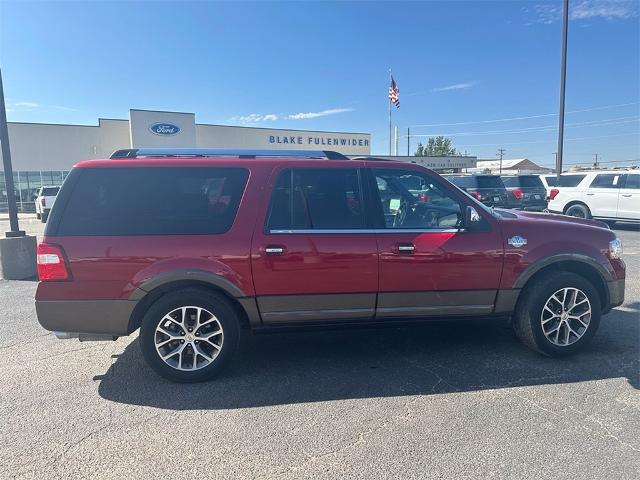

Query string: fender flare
512 253 612 289
128 269 246 300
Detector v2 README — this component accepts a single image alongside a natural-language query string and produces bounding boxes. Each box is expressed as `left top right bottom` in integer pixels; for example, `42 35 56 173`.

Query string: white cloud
8 101 78 111
287 108 352 120
431 81 476 92
230 113 279 123
229 107 352 124
530 1 637 24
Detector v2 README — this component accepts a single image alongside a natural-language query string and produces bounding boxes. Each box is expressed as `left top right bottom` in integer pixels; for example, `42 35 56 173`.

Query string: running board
53 332 119 341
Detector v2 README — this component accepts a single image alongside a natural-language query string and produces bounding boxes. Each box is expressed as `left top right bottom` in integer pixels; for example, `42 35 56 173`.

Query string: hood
494 209 610 230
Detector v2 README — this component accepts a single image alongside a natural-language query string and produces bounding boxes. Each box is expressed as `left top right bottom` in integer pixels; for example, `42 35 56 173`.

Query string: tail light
418 193 430 202
549 188 560 200
37 243 71 281
511 188 523 200
468 190 482 201
40 197 46 207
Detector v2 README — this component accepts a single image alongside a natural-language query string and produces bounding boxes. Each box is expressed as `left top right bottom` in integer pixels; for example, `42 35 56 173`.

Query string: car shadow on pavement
98 309 639 410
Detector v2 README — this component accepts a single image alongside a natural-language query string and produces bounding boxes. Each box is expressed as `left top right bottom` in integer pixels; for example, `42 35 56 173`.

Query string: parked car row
443 174 548 212
443 171 639 226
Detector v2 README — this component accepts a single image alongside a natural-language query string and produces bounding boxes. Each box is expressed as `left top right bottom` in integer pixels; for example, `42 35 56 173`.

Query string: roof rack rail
110 148 349 160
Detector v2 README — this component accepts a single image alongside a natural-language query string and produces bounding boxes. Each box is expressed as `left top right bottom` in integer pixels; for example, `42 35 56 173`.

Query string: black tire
602 220 617 228
565 203 591 219
139 288 241 382
41 211 49 223
36 212 41 220
513 272 601 356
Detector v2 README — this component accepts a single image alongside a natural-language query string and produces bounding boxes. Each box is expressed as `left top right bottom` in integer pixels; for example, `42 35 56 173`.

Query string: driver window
373 169 462 229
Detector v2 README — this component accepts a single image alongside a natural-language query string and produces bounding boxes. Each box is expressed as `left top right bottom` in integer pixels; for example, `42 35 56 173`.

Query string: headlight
609 238 623 259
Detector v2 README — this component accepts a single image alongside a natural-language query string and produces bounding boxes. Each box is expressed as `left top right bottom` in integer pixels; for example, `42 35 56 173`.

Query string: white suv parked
548 170 640 226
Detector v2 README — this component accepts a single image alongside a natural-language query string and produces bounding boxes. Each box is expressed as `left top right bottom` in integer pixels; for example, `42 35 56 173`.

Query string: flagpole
388 69 392 155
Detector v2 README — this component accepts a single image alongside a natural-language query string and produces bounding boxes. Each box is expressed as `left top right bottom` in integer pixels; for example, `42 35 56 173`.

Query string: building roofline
129 108 196 116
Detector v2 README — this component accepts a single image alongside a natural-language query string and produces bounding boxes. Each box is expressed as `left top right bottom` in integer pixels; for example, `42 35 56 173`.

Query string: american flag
388 75 400 108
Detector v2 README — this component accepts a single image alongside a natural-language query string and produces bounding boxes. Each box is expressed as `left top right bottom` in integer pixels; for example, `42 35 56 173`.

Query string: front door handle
586 193 595 196
265 245 285 256
622 194 632 197
396 243 415 254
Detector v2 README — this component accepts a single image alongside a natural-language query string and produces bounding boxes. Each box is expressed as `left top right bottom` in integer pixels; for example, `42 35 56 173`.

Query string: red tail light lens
468 190 482 200
549 188 560 200
418 193 430 202
37 243 70 281
511 188 523 200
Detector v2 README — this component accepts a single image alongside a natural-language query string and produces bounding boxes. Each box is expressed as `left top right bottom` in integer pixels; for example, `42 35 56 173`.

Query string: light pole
0 68 24 237
556 0 569 180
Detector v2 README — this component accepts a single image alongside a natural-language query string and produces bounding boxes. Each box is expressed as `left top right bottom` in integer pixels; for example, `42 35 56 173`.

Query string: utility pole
497 148 506 174
556 0 569 181
0 68 23 237
593 153 599 168
407 127 410 156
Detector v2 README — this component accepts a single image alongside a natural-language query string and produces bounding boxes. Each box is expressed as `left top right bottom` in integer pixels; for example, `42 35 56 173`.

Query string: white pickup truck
34 186 60 223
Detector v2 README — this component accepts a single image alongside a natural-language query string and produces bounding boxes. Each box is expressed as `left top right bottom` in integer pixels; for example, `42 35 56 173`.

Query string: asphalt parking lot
1 215 639 479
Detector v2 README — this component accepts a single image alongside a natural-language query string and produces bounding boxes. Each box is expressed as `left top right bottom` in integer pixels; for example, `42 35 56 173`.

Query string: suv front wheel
139 288 240 382
513 272 601 356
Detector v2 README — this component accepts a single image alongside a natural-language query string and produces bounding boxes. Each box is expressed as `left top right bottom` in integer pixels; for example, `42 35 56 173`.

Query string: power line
408 116 639 137
409 101 639 128
452 131 640 148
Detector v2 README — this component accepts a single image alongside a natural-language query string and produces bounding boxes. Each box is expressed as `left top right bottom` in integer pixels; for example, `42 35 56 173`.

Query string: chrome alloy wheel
541 287 592 346
154 306 224 371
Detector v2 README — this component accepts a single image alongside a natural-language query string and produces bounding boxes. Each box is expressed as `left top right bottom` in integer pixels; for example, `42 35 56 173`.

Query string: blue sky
1 0 638 167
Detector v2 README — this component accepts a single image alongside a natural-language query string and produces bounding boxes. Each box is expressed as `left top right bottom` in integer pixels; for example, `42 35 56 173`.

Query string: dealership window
266 168 365 231
0 170 70 213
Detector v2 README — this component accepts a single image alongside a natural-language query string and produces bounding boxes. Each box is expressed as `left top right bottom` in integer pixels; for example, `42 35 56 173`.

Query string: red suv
35 149 626 382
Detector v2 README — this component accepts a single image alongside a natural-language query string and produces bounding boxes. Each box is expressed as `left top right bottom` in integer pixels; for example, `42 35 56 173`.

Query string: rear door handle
622 194 632 197
265 245 285 256
396 243 415 254
586 193 595 196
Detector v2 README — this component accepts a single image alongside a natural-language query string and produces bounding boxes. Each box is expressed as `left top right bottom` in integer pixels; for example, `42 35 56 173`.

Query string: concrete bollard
0 235 37 280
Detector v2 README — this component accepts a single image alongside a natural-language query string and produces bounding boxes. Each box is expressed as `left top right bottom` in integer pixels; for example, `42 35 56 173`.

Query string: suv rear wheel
139 288 240 382
565 203 591 219
513 272 601 356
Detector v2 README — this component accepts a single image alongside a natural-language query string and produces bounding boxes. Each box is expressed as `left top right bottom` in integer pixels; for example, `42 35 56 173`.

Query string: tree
414 136 458 156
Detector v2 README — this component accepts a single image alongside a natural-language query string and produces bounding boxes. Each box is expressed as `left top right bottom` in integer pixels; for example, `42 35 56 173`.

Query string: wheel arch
126 272 260 333
514 256 610 313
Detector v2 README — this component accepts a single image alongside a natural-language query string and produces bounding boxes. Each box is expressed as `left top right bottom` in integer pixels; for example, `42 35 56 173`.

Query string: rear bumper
35 299 136 336
605 278 625 311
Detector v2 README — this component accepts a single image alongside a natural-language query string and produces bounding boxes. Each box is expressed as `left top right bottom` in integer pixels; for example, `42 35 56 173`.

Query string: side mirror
465 205 481 225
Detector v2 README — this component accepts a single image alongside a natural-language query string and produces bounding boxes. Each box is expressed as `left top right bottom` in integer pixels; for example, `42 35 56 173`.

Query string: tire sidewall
523 273 601 356
139 289 240 382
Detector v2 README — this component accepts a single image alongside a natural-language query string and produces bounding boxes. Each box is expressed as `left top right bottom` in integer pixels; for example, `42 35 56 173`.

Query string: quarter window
373 169 462 229
56 167 248 235
266 168 365 231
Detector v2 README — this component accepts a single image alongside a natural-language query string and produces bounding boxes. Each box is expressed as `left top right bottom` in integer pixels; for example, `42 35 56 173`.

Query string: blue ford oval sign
149 122 181 136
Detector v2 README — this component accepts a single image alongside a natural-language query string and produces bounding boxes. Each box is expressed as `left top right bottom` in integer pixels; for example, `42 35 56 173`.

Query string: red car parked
35 149 625 382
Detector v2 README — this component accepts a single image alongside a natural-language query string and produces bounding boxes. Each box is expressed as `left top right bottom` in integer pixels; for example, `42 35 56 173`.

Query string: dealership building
1 108 476 212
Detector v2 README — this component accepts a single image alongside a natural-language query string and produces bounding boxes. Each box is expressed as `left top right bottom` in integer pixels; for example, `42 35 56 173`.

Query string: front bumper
35 299 136 336
606 278 625 311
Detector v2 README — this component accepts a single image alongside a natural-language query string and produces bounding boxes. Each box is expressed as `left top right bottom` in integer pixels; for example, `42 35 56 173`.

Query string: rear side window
266 168 365 231
501 176 544 188
56 167 248 235
42 187 60 196
545 175 586 187
590 174 621 189
446 176 472 188
475 176 504 189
